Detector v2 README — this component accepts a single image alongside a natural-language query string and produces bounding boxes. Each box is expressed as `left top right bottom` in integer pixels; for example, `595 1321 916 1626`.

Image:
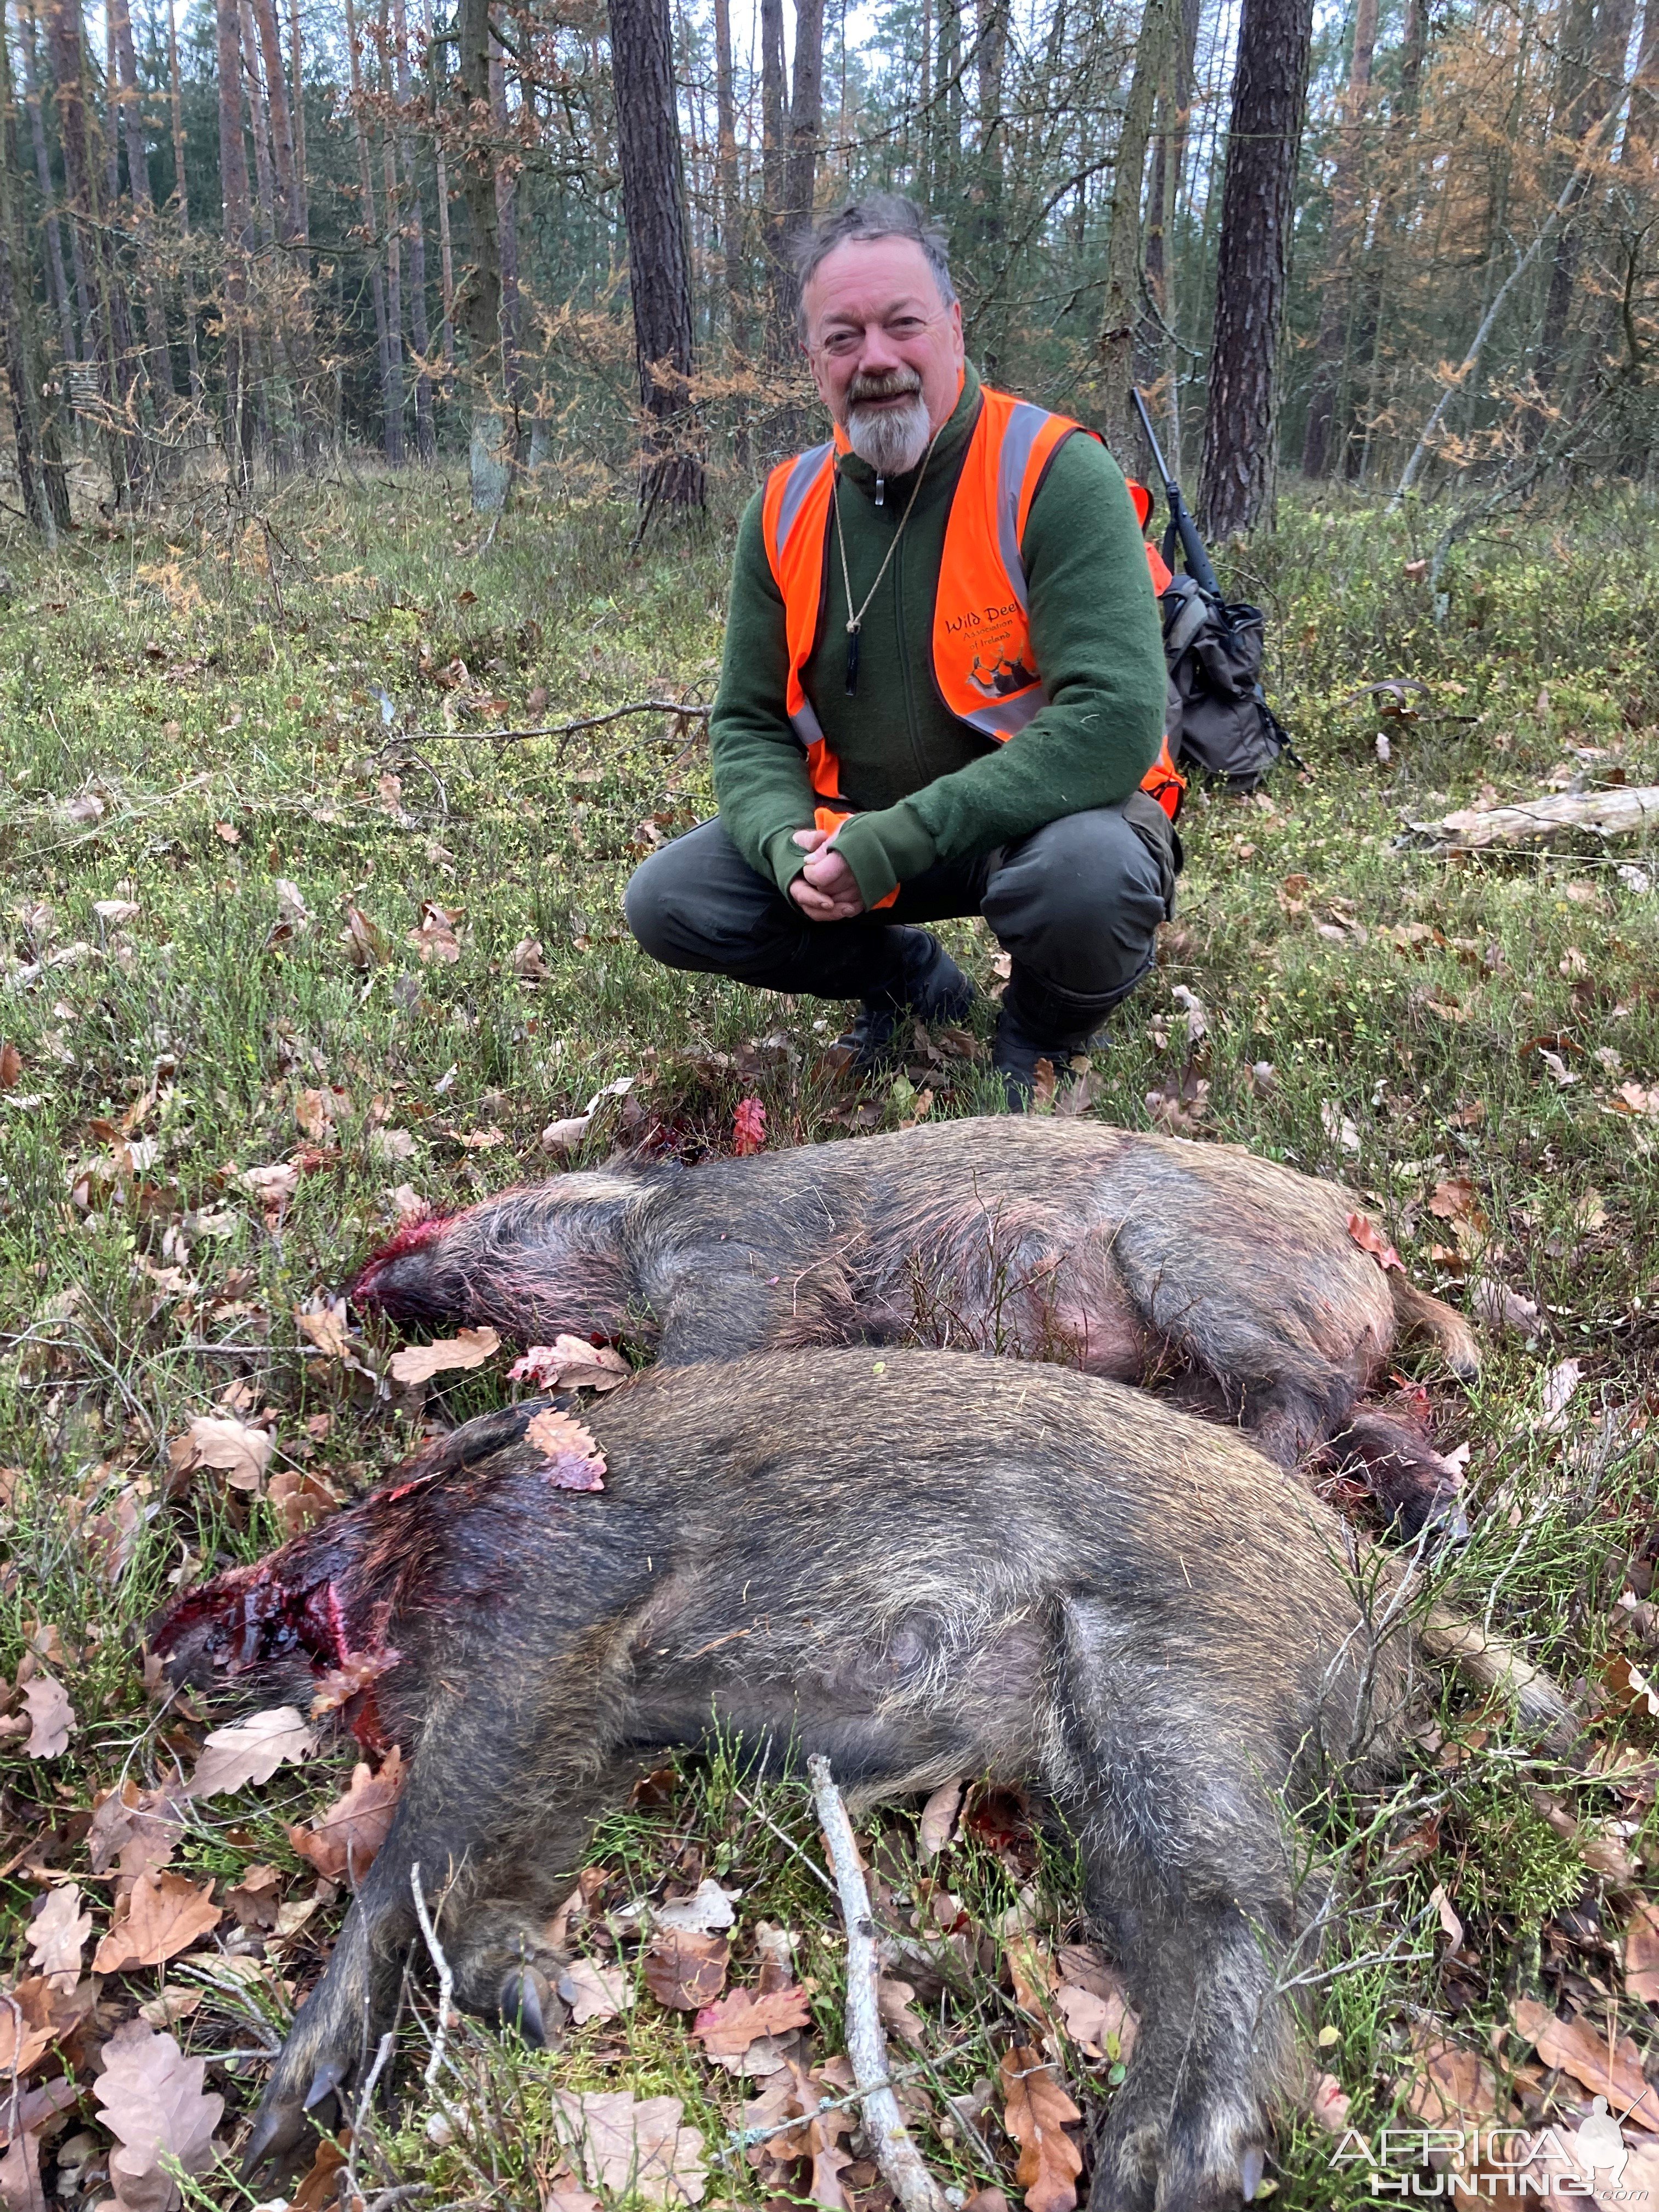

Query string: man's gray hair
793 195 957 330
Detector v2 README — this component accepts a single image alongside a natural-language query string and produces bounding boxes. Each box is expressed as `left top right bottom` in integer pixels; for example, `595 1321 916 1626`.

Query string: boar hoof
304 2057 350 2113
240 2092 317 2178
500 1963 554 2046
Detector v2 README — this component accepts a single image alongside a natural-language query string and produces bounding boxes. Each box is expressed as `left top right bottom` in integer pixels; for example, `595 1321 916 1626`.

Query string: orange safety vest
760 383 1185 909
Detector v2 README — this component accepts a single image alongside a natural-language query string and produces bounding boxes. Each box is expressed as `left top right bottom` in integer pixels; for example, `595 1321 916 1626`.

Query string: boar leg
1051 1603 1291 2212
246 1692 628 2168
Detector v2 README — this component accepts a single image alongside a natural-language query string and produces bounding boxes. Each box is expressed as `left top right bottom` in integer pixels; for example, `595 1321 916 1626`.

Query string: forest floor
1 462 1657 2212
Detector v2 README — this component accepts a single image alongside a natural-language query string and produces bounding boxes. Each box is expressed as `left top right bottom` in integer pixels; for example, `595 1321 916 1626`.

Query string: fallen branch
1406 785 1659 851
409 1861 455 2091
396 699 712 746
807 1755 948 2212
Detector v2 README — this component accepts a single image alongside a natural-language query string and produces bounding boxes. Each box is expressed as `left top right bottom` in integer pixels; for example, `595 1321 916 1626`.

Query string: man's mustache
847 371 923 407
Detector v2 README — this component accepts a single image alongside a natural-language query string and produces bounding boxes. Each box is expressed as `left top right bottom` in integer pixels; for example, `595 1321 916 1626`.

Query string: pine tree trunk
489 27 520 424
455 0 509 505
0 4 61 537
1098 0 1175 463
780 0 824 314
215 0 256 482
760 0 788 353
110 0 176 411
19 0 79 369
379 0 407 458
1195 0 1314 539
165 0 204 405
343 0 399 459
425 0 456 382
1535 0 1599 401
712 0 743 345
1300 0 1378 476
290 0 306 211
246 0 304 239
1142 0 1200 393
608 0 704 508
43 0 143 501
392 0 434 455
248 0 320 443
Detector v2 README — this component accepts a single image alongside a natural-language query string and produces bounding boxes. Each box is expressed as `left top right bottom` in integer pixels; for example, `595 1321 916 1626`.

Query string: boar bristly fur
351 1118 1477 1534
155 1350 1415 2212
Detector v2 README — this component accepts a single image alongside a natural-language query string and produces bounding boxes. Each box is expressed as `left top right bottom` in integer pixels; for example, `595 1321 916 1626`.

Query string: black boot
992 969 1118 1110
829 929 976 1075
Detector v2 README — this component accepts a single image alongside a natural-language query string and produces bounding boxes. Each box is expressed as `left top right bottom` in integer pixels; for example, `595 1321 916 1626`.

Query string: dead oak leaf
287 1747 405 1886
309 1649 402 1718
918 1779 966 1858
1624 1899 1659 2001
524 1406 606 1491
166 1415 273 1495
0 2075 77 2212
94 2018 223 2212
0 1978 56 2076
386 1325 500 1385
1346 1212 1403 1273
1000 2045 1083 2212
642 1929 729 2010
691 1982 812 2056
1402 2025 1498 2126
507 1337 630 1393
21 1677 74 1759
1510 1997 1657 2127
549 2090 707 2207
558 1959 635 2026
92 1870 222 1973
1602 1654 1659 1721
187 1705 317 1798
25 1886 91 1993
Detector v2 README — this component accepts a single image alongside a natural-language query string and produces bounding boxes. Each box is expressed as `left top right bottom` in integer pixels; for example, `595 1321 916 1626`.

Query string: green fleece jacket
709 364 1169 910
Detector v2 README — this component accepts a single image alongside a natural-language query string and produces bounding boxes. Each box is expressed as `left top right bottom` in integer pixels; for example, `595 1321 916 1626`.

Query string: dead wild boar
156 1347 1417 2212
351 1116 1479 1536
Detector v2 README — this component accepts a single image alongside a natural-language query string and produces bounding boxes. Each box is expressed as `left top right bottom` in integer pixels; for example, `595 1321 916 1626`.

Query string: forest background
1 0 1656 538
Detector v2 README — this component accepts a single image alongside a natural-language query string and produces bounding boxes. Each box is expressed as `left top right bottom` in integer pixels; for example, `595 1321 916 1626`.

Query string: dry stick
409 1861 455 2091
807 1755 949 2212
397 699 712 744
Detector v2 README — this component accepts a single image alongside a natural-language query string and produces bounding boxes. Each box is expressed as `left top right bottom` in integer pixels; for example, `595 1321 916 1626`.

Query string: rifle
1131 388 1221 600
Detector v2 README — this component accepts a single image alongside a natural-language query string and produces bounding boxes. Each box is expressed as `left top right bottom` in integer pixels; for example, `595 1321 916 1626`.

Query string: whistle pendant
844 624 861 696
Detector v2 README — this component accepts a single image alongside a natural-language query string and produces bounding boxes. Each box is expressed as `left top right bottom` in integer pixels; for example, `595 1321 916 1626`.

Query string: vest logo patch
967 651 1039 701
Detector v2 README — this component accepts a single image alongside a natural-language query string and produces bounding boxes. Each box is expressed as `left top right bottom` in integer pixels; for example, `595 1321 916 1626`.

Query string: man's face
801 236 966 474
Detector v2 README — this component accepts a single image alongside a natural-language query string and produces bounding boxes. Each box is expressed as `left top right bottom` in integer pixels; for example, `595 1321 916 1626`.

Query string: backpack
1159 573 1295 792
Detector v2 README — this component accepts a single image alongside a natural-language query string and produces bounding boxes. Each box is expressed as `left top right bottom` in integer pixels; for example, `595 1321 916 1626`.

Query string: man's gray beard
845 391 932 475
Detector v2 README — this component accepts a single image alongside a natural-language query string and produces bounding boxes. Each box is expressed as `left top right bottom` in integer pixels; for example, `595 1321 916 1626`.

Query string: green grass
1 465 1656 2210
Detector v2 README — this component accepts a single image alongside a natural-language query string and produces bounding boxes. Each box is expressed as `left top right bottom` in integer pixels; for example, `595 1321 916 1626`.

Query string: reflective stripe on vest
760 386 1185 838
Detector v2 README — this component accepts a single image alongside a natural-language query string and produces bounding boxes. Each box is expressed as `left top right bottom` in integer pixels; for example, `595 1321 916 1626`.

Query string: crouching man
625 194 1183 1106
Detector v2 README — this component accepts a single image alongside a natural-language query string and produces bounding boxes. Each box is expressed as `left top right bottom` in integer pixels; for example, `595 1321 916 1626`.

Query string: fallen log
1407 786 1659 851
